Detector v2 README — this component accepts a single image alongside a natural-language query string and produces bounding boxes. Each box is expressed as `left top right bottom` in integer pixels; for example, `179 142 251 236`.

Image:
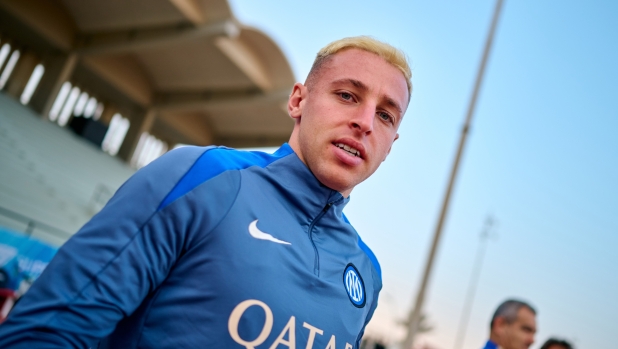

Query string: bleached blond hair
306 36 412 98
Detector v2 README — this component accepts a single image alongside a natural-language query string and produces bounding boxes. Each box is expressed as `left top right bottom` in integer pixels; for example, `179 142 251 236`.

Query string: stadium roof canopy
0 0 296 156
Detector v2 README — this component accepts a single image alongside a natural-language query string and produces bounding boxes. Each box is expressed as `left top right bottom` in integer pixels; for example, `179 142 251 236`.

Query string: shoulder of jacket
157 146 287 210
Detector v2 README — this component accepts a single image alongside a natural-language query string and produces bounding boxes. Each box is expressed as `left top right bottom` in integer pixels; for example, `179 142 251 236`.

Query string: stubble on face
288 49 409 197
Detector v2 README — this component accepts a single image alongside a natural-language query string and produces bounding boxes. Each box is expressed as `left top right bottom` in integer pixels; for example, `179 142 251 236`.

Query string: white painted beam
155 88 290 112
168 0 205 24
77 20 239 55
215 37 272 92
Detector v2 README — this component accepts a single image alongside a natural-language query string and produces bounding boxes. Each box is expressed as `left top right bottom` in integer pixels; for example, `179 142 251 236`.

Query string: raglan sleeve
0 146 231 348
355 258 383 349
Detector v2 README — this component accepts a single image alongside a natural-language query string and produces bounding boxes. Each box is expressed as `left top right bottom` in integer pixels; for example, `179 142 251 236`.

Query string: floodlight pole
453 216 495 349
402 0 505 348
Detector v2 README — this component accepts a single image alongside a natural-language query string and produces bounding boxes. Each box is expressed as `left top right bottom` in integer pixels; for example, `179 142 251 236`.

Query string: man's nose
350 104 374 134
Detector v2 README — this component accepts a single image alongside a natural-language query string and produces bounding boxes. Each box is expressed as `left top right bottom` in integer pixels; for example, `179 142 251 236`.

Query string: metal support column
402 1 505 347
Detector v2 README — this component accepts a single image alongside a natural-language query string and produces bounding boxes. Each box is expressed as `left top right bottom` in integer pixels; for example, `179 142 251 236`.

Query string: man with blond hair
0 36 412 349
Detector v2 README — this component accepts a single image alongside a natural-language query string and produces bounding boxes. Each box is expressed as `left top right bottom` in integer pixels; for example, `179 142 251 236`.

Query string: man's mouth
334 143 361 157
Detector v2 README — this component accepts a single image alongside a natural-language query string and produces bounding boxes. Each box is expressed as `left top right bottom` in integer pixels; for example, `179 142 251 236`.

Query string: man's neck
287 140 353 198
487 335 502 349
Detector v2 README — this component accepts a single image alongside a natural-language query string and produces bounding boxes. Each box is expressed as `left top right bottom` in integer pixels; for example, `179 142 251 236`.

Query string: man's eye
340 92 352 100
378 112 392 123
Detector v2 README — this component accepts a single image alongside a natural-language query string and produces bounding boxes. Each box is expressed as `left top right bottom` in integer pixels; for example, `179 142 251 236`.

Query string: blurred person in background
539 338 574 349
0 36 412 349
482 299 537 349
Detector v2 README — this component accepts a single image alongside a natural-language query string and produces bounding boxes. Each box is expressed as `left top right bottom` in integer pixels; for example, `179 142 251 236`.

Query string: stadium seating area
0 93 134 246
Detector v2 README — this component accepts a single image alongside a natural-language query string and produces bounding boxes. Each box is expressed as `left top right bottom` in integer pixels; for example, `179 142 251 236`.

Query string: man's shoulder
157 144 293 210
165 144 293 174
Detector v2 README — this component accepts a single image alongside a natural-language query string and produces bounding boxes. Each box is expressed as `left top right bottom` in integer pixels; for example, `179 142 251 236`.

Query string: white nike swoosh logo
248 220 291 245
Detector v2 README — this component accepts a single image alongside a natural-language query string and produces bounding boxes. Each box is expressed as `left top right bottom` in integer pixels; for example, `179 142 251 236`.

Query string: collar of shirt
270 143 349 214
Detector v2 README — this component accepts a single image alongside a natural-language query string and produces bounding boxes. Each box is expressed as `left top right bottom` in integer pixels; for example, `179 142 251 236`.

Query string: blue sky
229 1 618 348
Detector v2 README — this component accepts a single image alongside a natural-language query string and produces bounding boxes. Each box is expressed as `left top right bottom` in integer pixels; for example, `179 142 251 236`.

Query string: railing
0 205 72 240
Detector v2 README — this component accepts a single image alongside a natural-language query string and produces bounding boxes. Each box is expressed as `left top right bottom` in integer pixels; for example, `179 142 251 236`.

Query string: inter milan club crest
343 263 366 308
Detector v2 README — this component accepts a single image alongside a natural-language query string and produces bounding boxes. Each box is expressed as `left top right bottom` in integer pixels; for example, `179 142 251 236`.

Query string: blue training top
0 144 382 349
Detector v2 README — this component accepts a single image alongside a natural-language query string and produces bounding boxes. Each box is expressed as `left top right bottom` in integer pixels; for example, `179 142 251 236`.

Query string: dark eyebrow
522 325 536 333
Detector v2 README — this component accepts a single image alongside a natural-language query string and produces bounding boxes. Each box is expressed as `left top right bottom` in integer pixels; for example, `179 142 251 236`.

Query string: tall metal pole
403 1 505 348
453 217 495 349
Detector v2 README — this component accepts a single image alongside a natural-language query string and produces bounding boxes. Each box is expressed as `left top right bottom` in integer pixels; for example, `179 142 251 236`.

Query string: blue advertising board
0 227 58 293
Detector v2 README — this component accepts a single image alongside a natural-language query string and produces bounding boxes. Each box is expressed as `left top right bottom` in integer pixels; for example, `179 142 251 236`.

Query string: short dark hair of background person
539 338 574 349
490 299 537 329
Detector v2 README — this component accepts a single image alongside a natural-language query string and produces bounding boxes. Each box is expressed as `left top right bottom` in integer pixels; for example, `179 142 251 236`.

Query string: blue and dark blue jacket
0 144 382 349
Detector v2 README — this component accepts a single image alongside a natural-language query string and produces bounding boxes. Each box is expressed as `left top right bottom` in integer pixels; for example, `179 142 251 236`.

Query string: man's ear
383 133 399 162
288 82 307 121
493 316 507 336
